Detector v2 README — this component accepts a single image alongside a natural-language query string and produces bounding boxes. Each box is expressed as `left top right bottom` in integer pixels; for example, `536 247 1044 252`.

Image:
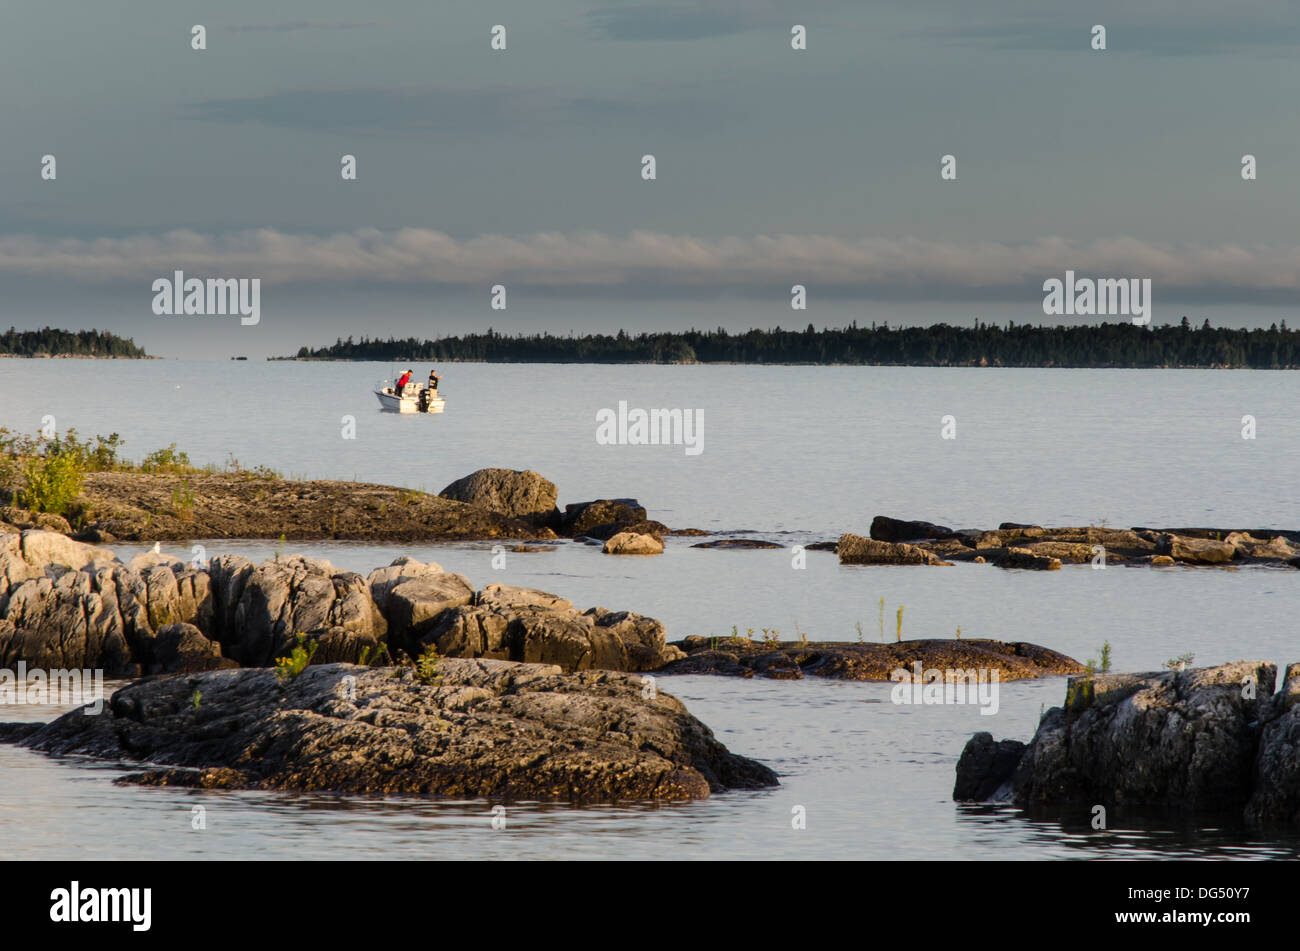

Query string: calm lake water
1 360 1297 859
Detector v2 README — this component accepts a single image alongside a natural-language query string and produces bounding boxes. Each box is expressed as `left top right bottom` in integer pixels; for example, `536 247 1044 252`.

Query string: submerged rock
8 661 778 802
953 661 1300 826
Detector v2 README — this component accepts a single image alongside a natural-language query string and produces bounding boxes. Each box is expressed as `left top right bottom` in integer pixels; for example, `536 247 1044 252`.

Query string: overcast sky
2 0 1298 357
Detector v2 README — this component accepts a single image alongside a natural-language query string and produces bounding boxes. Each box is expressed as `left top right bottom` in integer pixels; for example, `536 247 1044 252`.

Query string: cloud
910 0 1300 55
183 86 728 134
1 229 1297 303
582 0 840 41
226 21 384 33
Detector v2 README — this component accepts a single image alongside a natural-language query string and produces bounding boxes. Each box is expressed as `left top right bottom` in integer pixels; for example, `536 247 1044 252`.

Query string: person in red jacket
395 368 413 396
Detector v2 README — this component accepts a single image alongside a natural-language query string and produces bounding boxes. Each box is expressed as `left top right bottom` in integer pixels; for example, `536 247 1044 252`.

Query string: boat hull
375 388 445 414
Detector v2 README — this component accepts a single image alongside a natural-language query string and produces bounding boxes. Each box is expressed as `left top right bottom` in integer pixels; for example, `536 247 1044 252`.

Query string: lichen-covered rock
954 662 1298 825
438 468 560 527
9 661 779 802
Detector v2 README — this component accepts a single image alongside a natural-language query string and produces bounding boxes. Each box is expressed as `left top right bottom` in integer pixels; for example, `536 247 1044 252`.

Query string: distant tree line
0 327 149 358
283 318 1300 368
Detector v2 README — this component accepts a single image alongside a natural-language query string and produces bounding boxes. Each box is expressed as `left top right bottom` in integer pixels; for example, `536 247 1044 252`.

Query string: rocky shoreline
4 465 1294 573
954 661 1300 827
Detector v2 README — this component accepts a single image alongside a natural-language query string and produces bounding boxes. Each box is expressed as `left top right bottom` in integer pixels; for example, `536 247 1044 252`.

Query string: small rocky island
3 661 777 801
662 636 1083 681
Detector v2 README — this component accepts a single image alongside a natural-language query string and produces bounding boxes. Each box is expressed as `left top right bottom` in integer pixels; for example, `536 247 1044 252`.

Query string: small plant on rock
416 644 441 684
275 633 319 682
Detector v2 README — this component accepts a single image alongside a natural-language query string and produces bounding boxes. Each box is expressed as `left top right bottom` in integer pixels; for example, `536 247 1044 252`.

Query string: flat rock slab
8 660 778 802
76 472 553 542
660 637 1084 681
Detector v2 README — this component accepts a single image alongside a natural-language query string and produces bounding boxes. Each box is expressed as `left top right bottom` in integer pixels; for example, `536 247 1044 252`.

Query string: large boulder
366 557 471 655
227 556 388 666
0 569 138 676
438 468 560 527
562 499 647 537
11 662 780 801
17 530 118 572
421 584 681 672
838 533 946 566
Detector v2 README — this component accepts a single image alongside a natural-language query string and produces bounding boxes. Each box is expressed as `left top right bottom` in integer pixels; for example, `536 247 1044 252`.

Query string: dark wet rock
562 499 647 537
805 540 839 552
661 637 1084 681
954 661 1300 826
437 468 560 528
838 533 947 566
870 516 958 542
9 661 778 802
690 539 784 549
953 733 1026 801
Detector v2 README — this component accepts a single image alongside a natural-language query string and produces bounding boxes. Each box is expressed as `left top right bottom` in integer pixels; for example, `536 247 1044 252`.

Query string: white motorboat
375 379 446 414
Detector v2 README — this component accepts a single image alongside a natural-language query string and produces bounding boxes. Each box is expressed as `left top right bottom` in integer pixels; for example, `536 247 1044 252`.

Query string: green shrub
19 451 84 514
139 444 192 474
416 644 441 684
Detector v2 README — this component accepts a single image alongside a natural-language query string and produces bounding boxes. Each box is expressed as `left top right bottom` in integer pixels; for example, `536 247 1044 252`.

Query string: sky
1 0 1298 358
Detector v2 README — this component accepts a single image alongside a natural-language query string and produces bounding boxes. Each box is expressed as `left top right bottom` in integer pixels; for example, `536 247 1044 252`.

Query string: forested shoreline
0 327 149 358
278 319 1300 368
